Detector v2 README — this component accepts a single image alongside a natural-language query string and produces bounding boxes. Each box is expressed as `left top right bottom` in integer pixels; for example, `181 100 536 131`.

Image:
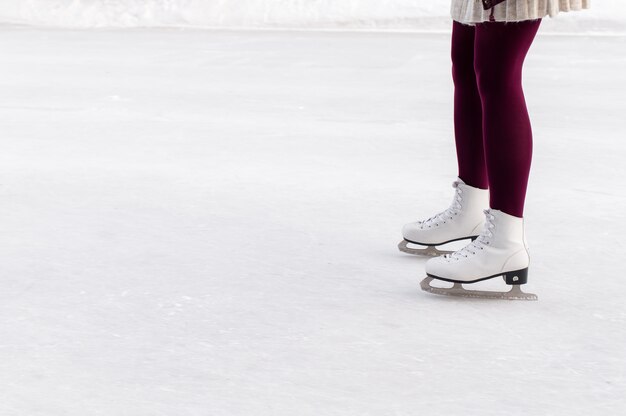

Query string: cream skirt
451 0 590 24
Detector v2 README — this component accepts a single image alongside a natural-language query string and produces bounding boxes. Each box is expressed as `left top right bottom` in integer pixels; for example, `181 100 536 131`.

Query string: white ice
1 25 625 415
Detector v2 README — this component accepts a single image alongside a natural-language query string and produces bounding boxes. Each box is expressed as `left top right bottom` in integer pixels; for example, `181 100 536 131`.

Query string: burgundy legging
452 19 541 218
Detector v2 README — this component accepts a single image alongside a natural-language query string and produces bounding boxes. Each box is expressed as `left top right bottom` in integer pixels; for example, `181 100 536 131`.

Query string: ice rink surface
1 25 625 415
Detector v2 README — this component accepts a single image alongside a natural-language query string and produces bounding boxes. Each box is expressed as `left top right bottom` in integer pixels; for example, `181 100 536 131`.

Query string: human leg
474 19 541 218
451 21 488 190
399 22 492 256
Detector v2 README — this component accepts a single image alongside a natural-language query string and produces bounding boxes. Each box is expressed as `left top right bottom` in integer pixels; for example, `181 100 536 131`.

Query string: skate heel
503 268 528 285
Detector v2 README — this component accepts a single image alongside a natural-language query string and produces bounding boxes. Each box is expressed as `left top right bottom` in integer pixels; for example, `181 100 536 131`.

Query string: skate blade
398 240 453 257
420 277 538 301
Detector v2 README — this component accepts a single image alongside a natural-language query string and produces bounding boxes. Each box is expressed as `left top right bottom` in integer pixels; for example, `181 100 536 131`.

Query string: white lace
445 209 495 260
419 180 463 229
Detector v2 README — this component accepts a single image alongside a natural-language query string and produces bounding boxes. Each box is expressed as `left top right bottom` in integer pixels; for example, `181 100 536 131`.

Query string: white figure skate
421 208 537 300
399 178 489 256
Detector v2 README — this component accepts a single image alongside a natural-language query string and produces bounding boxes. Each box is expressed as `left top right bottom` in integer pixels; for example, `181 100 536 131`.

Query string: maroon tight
451 19 541 218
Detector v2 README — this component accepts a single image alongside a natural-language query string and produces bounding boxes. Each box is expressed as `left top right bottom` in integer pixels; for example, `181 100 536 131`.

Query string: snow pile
0 0 624 32
0 0 450 29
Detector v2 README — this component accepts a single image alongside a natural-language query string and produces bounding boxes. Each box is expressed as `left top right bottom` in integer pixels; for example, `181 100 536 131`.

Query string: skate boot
421 209 537 300
399 178 489 256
